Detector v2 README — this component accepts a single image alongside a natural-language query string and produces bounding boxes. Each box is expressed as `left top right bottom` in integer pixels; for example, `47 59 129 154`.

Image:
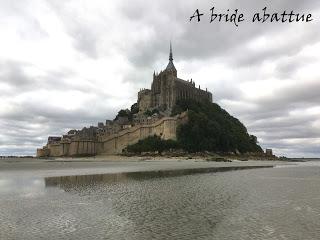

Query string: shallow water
1 162 320 239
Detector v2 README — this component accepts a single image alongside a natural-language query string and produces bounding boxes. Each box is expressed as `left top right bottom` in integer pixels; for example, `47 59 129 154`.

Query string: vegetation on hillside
114 103 139 121
173 99 263 153
125 135 179 154
130 103 139 114
125 99 263 154
144 108 159 116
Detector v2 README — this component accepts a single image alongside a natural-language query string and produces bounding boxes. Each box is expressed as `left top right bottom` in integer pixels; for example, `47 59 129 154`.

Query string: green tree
130 103 139 114
175 99 263 153
125 135 179 154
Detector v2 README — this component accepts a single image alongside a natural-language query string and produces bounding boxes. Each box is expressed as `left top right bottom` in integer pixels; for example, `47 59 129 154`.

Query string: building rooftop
165 42 176 72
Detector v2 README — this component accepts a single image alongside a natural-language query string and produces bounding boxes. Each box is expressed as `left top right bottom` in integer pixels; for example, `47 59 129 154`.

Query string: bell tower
165 42 177 77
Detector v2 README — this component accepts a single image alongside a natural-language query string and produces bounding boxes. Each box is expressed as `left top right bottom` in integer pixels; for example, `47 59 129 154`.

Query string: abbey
36 44 212 157
138 43 212 113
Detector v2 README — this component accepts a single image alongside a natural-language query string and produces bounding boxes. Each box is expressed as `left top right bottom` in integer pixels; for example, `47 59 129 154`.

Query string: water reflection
45 173 130 188
0 177 44 197
1 164 320 240
45 165 273 190
42 170 242 239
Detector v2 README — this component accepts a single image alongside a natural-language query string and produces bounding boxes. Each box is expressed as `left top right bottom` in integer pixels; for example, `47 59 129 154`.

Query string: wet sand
0 157 292 178
1 158 318 240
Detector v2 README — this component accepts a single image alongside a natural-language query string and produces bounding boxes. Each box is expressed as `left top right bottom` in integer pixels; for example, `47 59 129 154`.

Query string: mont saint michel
2 0 320 238
37 44 216 157
36 44 265 158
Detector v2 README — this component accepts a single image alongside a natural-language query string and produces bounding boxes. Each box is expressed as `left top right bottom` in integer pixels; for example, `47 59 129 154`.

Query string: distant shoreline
0 157 288 179
1 154 318 162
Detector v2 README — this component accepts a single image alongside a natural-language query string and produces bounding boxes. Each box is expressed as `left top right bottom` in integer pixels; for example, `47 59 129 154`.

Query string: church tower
165 42 177 77
142 42 212 114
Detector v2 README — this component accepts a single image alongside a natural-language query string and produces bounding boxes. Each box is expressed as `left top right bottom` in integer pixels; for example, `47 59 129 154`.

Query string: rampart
37 112 188 157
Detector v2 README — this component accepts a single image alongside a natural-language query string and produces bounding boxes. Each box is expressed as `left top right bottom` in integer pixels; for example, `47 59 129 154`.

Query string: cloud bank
0 0 319 157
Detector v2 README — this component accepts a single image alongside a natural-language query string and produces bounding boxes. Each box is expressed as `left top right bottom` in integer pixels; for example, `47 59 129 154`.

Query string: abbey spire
169 41 173 61
166 42 177 74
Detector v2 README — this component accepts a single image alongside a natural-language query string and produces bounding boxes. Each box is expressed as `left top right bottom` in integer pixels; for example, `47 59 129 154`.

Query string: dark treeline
125 99 263 154
173 99 262 153
125 135 178 154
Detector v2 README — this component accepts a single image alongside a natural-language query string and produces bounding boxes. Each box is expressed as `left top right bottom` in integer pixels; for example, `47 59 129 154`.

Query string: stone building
37 112 188 157
36 43 212 157
47 136 62 144
138 43 212 112
266 149 273 156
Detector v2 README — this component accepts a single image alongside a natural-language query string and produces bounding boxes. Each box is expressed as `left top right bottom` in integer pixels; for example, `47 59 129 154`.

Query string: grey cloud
0 61 33 88
211 84 243 102
1 0 320 157
0 60 110 97
0 99 117 125
70 23 100 58
0 101 119 155
216 73 320 157
118 0 320 69
249 116 314 130
260 139 320 157
250 119 320 140
45 0 320 77
259 80 320 108
228 79 320 124
275 57 313 78
233 23 320 68
46 1 102 59
0 1 49 40
126 40 167 69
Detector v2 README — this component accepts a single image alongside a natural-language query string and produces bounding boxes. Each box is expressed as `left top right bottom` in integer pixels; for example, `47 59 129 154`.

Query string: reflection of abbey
37 44 212 157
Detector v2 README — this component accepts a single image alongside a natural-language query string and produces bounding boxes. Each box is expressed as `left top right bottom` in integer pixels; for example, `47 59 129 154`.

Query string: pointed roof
166 42 176 72
169 42 173 61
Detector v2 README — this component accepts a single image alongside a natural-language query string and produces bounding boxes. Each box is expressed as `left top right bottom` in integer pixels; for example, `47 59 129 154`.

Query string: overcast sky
0 0 319 157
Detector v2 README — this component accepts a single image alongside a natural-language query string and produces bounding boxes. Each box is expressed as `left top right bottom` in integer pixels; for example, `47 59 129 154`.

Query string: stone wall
68 140 96 156
48 143 63 157
97 112 187 154
138 89 152 112
36 147 49 157
37 112 188 157
174 79 212 103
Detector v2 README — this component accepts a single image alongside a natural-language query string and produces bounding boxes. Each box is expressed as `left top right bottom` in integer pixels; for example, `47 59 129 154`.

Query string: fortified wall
37 112 188 157
37 43 211 158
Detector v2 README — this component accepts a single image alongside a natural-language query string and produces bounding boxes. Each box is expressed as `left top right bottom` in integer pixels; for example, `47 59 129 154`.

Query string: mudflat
0 156 289 178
